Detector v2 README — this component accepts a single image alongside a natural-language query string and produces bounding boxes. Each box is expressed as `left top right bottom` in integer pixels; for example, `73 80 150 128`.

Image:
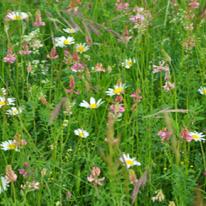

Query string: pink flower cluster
158 128 172 141
152 61 175 92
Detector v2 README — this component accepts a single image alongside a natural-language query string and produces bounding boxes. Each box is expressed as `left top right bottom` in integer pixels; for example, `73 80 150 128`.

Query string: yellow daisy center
114 87 123 95
79 131 84 137
77 45 85 53
202 89 206 95
90 103 97 109
8 143 17 150
127 61 133 66
14 15 22 20
68 28 75 33
192 134 200 140
64 39 71 45
125 159 134 166
0 101 6 106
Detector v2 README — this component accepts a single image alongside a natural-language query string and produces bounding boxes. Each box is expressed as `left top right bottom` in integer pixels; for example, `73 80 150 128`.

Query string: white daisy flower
74 128 89 138
75 43 89 53
119 153 141 169
106 83 126 96
122 58 136 69
0 176 9 194
54 36 75 48
63 27 78 34
80 97 104 109
0 140 18 151
6 11 28 21
0 97 16 108
6 107 22 116
198 87 206 95
189 131 205 142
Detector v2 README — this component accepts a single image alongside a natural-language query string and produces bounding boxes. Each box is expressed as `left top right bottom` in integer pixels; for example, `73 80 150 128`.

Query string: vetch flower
87 166 105 186
5 165 17 183
6 107 22 116
33 10 45 27
163 81 175 91
116 0 129 11
130 89 142 102
189 131 205 142
106 83 126 96
6 11 28 21
71 63 84 72
19 42 32 55
110 103 125 119
110 103 125 113
0 176 9 194
94 63 106 72
80 97 104 109
75 43 89 53
122 58 136 69
47 47 59 60
181 129 193 142
189 0 200 9
54 36 75 48
3 48 16 64
152 61 169 73
63 27 78 34
198 86 206 95
74 128 89 138
158 128 172 141
0 140 18 151
119 153 141 169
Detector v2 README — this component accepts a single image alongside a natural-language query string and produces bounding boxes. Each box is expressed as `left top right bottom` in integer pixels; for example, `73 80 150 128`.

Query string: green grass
0 0 206 205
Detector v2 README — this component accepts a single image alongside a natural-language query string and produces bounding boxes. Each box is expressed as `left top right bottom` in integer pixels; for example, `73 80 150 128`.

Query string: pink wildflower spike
87 166 105 186
33 10 45 27
47 47 59 60
3 48 16 64
158 128 172 141
110 103 125 113
72 52 79 62
85 36 92 46
163 81 175 91
116 0 129 11
120 26 132 44
18 169 28 177
69 76 75 89
23 162 30 168
115 95 123 103
71 63 84 72
181 129 193 142
131 89 142 102
5 165 17 183
189 0 200 9
19 42 32 55
66 76 79 95
130 14 145 23
95 63 106 72
152 62 169 73
27 64 32 73
64 49 70 58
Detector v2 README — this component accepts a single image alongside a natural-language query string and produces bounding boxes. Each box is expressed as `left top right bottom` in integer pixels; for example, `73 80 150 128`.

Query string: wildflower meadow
0 0 206 205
